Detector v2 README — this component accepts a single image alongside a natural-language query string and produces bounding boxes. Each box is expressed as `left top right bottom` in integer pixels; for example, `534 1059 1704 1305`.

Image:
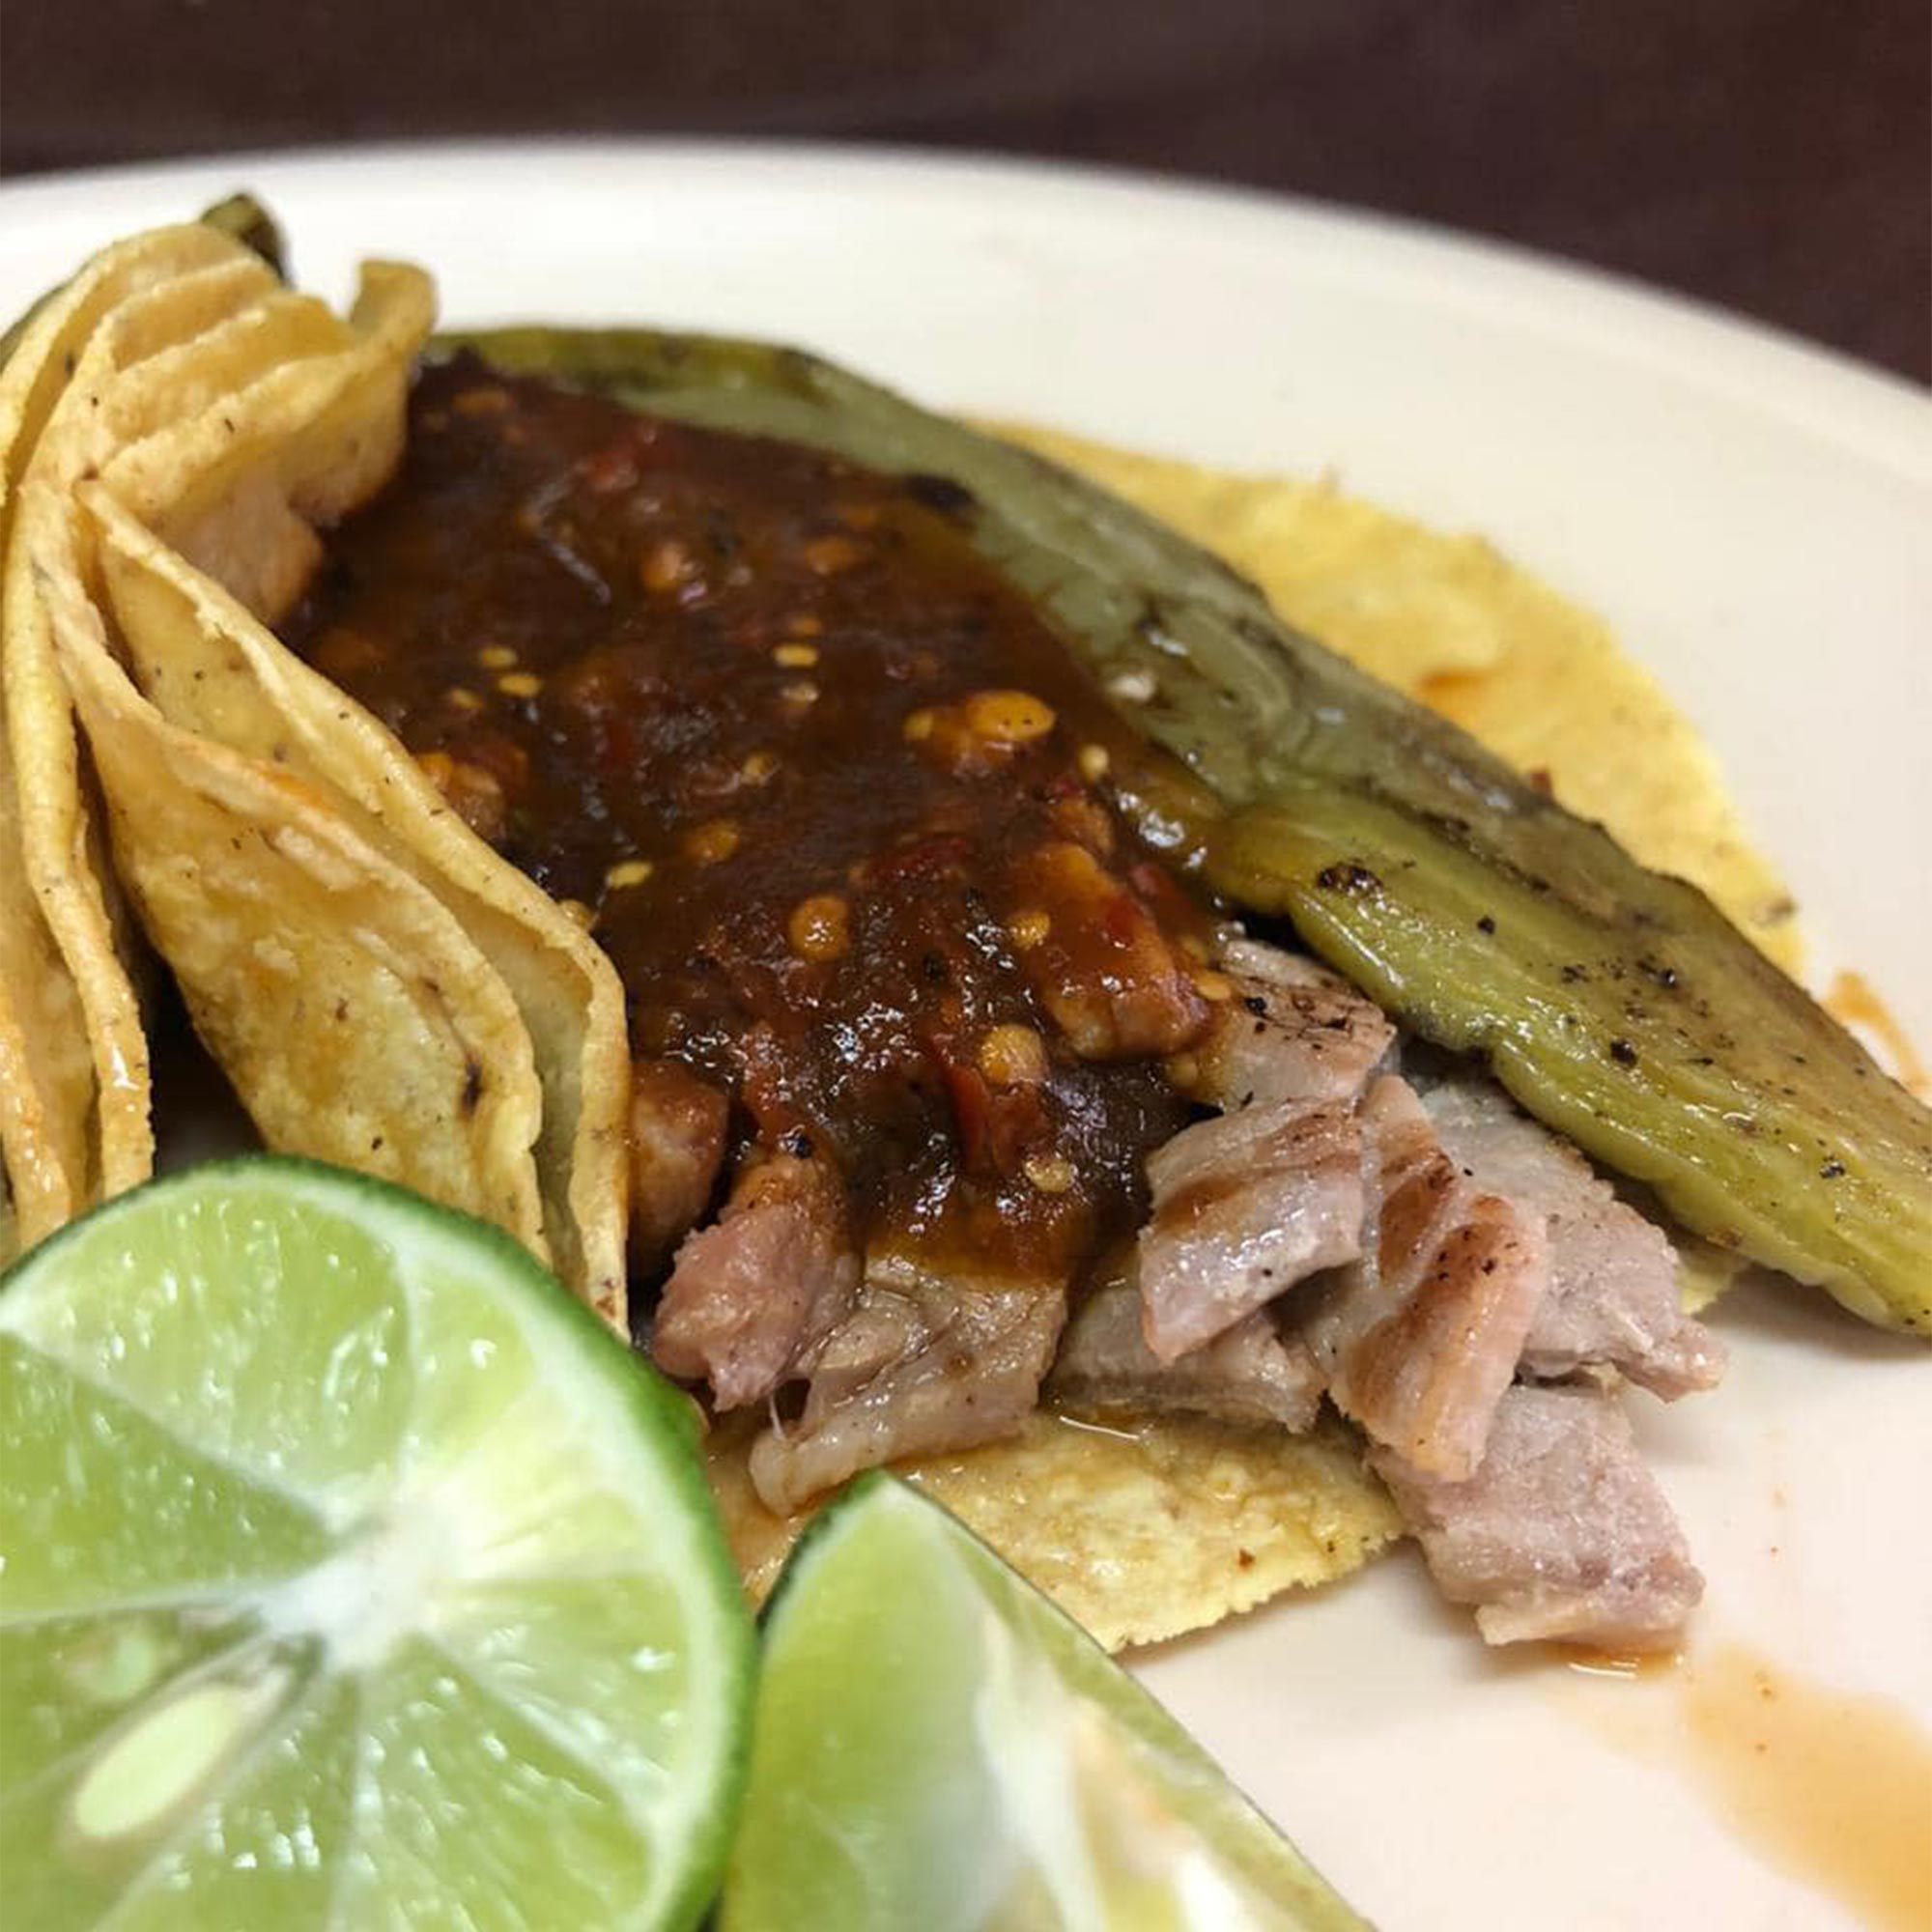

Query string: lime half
0 1157 753 1930
722 1473 1366 1931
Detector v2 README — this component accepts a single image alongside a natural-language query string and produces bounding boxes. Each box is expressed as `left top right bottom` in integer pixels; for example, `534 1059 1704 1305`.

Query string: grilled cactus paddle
442 326 1932 1334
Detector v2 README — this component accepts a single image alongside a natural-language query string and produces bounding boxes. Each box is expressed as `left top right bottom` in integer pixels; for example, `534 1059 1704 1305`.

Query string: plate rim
3 135 1926 469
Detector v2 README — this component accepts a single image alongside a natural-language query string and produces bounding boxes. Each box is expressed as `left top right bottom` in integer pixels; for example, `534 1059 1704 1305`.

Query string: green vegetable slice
722 1472 1365 1930
443 324 1932 1334
0 1156 753 1930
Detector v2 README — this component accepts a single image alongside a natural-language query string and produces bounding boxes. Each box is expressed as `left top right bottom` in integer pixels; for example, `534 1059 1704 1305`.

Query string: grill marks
1139 945 1392 1361
1303 1076 1548 1482
1126 940 1717 1649
1140 1100 1366 1361
1417 1074 1725 1399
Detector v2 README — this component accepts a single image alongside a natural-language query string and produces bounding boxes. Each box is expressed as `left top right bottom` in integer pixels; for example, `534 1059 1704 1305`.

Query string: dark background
4 0 1927 382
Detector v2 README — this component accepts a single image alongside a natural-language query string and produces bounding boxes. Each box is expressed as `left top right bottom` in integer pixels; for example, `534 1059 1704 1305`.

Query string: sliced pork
748 1249 1065 1514
1190 939 1396 1112
651 1149 858 1409
1135 936 1392 1361
628 1058 730 1273
1050 1270 1323 1431
1139 1098 1365 1361
1371 1381 1703 1648
1418 1077 1724 1398
1302 1075 1548 1481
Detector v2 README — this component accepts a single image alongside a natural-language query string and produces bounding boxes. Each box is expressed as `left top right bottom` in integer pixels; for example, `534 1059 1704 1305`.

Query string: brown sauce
283 356 1220 1294
1826 971 1928 1098
1559 1644 1683 1681
1571 1643 1932 1928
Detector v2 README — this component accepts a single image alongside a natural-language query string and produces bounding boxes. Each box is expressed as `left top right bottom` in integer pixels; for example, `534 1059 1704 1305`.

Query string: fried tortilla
18 248 555 1264
82 291 631 1320
1 225 289 1259
9 231 631 1318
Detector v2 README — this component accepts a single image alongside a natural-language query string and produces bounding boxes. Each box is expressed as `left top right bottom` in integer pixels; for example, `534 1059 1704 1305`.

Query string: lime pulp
0 1156 753 1930
722 1472 1366 1931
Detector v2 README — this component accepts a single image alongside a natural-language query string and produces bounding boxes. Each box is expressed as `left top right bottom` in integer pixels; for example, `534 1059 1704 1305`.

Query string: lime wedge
721 1473 1366 1931
0 1156 753 1930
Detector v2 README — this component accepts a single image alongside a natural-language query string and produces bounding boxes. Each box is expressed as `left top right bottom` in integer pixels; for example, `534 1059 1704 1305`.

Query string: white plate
4 142 1928 1931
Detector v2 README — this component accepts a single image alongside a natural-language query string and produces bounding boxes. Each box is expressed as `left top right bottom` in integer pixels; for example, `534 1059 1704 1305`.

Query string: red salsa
284 356 1226 1297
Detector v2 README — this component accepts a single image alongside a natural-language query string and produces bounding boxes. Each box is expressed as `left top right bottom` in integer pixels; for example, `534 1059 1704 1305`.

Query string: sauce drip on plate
1573 1643 1932 1929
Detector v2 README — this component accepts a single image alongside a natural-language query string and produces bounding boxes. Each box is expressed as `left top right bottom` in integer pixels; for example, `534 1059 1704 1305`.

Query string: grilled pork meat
1137 939 1392 1361
1302 1074 1550 1482
1417 1076 1724 1398
1188 939 1396 1113
1050 1269 1324 1431
1139 1097 1366 1362
627 1058 731 1274
652 1147 858 1409
1006 839 1209 1061
748 1248 1066 1514
1371 1381 1704 1648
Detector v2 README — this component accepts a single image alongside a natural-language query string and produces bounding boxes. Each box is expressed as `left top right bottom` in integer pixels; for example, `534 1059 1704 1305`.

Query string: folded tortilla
10 228 633 1322
1 226 285 1259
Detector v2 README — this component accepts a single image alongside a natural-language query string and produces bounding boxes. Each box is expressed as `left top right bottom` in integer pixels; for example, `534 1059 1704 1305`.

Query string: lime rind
0 1155 753 1931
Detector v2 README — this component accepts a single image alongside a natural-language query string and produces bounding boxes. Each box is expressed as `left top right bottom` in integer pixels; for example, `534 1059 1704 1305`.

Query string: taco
7 209 1927 1652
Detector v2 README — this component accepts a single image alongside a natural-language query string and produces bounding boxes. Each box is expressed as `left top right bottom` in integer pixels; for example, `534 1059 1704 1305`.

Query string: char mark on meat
1372 1381 1703 1649
1417 1076 1724 1398
1138 1097 1364 1361
651 1147 857 1409
748 1247 1065 1514
628 1057 731 1273
1050 1267 1323 1431
1301 1075 1548 1480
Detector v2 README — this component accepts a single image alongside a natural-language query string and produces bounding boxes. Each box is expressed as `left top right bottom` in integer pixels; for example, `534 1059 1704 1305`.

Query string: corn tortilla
707 1409 1403 1652
75 262 630 1321
0 226 274 1258
17 245 598 1286
33 543 554 1255
87 479 631 1321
